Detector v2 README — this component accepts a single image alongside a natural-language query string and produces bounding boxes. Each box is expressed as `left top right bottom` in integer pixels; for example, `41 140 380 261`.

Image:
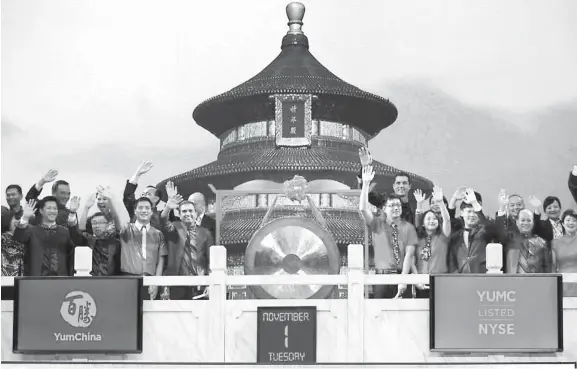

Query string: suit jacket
161 218 214 276
448 211 492 274
25 184 76 276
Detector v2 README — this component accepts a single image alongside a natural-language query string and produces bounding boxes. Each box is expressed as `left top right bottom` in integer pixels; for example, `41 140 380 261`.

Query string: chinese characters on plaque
274 94 312 147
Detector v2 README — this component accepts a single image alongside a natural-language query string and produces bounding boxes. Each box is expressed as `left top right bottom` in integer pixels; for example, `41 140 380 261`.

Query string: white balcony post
74 247 92 276
347 244 365 363
486 243 503 274
208 246 227 362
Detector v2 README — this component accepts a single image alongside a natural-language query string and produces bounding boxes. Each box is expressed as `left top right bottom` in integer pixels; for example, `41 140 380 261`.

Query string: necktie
421 235 432 261
141 225 147 260
391 223 401 267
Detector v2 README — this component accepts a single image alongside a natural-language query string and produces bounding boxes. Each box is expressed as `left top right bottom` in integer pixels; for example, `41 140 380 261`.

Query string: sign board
257 306 316 364
13 276 143 354
430 274 563 353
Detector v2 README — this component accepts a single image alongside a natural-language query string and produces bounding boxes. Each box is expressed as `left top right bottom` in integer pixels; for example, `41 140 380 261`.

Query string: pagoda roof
193 3 398 138
160 146 431 189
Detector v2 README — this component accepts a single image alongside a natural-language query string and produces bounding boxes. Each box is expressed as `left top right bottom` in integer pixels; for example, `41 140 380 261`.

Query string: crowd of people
357 148 577 298
1 161 215 300
1 152 577 300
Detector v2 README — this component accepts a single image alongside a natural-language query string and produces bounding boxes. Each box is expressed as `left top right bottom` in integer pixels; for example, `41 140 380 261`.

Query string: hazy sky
2 0 577 204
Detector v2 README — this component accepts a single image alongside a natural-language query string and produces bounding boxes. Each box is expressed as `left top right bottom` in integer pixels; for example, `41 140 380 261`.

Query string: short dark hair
543 196 561 212
561 209 577 224
383 194 403 206
394 172 411 184
179 200 194 210
145 186 161 198
5 184 22 195
51 180 69 193
38 196 59 209
134 197 154 209
460 201 474 211
89 212 108 222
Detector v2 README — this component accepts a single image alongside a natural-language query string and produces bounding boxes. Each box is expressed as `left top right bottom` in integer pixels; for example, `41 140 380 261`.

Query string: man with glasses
359 165 418 299
70 212 121 276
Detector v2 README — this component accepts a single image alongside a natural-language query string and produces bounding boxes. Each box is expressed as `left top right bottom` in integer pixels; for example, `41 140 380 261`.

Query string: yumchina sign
430 274 563 352
13 277 143 354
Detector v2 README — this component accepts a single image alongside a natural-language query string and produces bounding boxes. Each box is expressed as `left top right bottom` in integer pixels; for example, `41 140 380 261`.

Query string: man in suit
161 195 214 300
188 192 216 240
448 189 496 274
24 169 79 275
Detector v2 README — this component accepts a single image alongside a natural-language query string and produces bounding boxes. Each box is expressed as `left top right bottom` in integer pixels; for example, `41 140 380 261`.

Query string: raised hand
498 189 508 206
528 195 542 209
451 186 467 201
358 147 373 167
414 189 426 204
68 196 81 213
22 199 37 220
361 165 375 184
136 161 154 176
166 181 178 199
96 185 114 200
166 194 183 210
432 185 443 201
85 193 97 209
41 169 59 183
464 188 477 204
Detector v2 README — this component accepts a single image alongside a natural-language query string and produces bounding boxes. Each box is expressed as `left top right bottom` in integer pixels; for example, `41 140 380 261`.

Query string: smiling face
40 200 59 223
423 211 439 231
96 194 110 212
516 209 534 235
179 202 197 227
508 195 525 218
384 198 402 220
461 206 479 228
5 187 22 208
53 183 70 207
90 215 109 237
134 199 152 223
393 175 411 198
544 200 561 220
563 214 577 235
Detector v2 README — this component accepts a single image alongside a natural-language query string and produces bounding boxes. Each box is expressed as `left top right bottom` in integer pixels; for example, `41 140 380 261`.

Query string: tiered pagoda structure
159 2 433 297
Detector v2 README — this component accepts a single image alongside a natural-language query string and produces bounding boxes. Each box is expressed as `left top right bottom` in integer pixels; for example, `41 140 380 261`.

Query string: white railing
2 244 577 289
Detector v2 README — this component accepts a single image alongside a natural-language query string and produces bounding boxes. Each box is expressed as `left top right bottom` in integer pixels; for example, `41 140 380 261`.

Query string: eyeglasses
91 221 109 225
386 204 402 208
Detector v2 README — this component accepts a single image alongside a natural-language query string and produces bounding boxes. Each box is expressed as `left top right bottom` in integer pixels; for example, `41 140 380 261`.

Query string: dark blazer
161 219 214 276
448 211 493 274
14 224 75 276
25 184 76 276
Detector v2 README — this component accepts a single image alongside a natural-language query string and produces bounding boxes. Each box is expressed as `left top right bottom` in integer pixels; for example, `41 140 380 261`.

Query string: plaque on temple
274 94 313 147
257 306 317 364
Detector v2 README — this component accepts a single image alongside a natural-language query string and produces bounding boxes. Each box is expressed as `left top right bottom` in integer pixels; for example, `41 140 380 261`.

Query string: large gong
244 217 340 299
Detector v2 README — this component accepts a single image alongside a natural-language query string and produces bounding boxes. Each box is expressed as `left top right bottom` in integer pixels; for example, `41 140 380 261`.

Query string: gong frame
244 216 340 299
208 186 371 298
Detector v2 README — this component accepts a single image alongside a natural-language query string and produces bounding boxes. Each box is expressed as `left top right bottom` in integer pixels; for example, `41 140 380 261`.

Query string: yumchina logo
54 291 102 342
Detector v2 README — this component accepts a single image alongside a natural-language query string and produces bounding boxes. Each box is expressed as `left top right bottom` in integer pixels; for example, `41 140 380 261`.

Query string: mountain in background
370 81 577 215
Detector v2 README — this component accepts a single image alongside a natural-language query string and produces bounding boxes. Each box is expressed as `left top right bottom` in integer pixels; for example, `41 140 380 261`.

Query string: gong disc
244 217 340 299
